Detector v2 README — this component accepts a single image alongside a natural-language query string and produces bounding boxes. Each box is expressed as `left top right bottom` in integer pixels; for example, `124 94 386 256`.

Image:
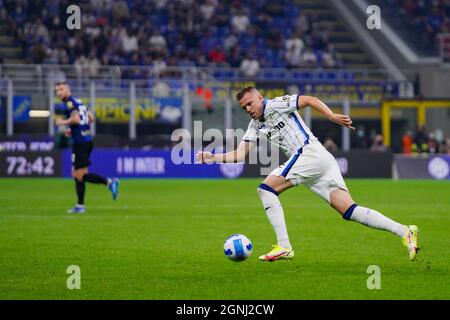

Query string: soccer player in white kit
196 87 420 262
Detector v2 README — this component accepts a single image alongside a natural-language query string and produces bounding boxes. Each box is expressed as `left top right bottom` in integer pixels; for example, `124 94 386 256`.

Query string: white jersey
242 94 317 158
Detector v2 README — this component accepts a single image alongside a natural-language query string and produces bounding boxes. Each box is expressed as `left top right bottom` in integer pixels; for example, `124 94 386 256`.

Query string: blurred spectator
200 0 217 21
74 55 89 76
214 2 230 27
321 48 336 68
370 134 388 152
152 80 171 97
47 65 66 82
111 0 130 22
88 50 101 76
442 137 450 154
121 29 138 53
149 29 167 52
154 0 169 10
434 128 445 143
285 32 304 68
30 41 46 64
9 3 27 25
425 8 444 38
307 20 330 51
74 50 100 77
300 47 318 67
33 18 51 44
427 132 440 154
323 137 338 152
196 53 208 67
369 128 378 146
228 47 242 68
223 32 238 52
152 55 167 75
240 54 260 77
412 124 428 153
294 12 310 34
266 2 284 16
266 28 284 50
196 85 214 113
321 44 342 68
208 45 226 65
402 130 413 154
231 9 250 34
353 125 369 149
254 12 272 34
125 63 146 79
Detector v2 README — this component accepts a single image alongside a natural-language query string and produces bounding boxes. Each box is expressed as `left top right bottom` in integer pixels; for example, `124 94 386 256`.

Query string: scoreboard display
0 152 61 177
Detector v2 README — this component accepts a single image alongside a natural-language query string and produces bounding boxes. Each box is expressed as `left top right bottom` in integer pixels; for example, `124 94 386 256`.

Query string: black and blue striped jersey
63 96 93 144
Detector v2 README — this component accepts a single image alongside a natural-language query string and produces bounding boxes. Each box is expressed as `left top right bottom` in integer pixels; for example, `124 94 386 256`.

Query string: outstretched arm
297 95 355 130
88 110 95 123
196 140 256 164
55 110 81 126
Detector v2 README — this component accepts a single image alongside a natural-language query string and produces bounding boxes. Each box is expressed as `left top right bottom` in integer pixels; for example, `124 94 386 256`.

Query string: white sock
257 184 292 249
344 204 408 237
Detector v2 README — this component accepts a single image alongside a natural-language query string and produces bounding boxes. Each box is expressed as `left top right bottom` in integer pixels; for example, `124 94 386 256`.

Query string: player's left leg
67 167 88 214
257 175 295 261
299 141 420 260
330 188 408 236
330 189 420 260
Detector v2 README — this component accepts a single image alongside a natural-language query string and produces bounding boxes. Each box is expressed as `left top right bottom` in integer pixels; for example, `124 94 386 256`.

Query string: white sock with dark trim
344 204 408 238
257 184 292 250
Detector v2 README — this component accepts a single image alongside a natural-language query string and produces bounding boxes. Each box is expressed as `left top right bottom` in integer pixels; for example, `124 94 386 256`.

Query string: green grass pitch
0 178 449 300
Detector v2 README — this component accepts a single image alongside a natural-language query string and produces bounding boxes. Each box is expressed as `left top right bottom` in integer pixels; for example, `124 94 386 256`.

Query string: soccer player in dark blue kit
55 82 119 213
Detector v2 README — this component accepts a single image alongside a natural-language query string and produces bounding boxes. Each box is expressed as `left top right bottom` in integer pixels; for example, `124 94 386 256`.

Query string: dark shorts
72 141 93 170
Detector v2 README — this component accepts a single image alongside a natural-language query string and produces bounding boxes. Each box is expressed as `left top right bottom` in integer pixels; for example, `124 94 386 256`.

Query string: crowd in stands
351 125 389 152
323 126 389 153
350 123 450 154
395 0 450 48
323 124 450 154
402 125 450 154
1 0 343 76
399 0 450 37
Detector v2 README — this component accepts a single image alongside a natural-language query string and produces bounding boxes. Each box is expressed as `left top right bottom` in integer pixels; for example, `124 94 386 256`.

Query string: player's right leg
76 141 119 200
83 173 119 200
257 175 295 262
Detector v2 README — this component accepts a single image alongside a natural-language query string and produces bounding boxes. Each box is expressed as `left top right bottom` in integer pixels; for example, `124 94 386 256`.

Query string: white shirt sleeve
268 95 299 114
242 120 259 142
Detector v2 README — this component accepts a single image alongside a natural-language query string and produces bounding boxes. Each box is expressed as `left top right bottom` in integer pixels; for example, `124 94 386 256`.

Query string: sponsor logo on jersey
267 121 285 139
273 121 285 131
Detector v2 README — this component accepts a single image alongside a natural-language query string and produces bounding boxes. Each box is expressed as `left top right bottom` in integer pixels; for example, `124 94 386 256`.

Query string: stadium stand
0 0 448 151
371 0 450 56
0 0 379 73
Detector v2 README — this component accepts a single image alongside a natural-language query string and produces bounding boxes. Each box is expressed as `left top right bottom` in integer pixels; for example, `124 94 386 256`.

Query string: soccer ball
223 234 252 262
